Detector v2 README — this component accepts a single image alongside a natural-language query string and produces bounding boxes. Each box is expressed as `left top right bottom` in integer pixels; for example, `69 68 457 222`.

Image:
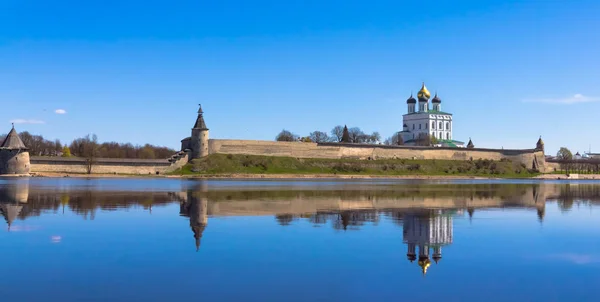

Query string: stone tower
190 105 209 159
536 136 544 153
0 124 30 175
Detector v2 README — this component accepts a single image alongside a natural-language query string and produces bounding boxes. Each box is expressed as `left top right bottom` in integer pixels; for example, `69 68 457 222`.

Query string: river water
0 178 599 301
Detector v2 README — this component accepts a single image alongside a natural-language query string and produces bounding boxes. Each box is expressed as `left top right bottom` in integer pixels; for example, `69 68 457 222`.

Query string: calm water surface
1 178 599 302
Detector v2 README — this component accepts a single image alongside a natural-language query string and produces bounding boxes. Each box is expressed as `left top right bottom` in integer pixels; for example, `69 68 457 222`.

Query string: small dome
418 258 431 275
406 94 416 104
432 93 441 103
417 82 431 100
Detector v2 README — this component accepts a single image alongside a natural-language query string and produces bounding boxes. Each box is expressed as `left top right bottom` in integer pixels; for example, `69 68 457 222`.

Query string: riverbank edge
20 172 600 180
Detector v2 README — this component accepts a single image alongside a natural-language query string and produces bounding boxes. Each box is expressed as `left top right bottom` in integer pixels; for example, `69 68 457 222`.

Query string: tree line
551 147 600 174
276 126 382 144
0 131 176 159
275 125 439 146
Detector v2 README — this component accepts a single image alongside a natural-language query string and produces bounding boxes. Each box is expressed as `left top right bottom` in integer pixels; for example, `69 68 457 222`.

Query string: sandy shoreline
17 172 600 180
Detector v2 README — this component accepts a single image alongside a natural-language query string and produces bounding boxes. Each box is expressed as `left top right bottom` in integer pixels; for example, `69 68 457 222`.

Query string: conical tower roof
0 204 23 231
193 105 208 130
467 138 474 149
0 125 27 150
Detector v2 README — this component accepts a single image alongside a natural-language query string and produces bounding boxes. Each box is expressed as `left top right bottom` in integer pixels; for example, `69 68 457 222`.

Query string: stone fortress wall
29 152 188 175
208 139 548 172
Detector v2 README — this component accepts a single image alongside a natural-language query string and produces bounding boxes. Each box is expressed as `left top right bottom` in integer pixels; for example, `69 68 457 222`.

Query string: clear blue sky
1 0 599 154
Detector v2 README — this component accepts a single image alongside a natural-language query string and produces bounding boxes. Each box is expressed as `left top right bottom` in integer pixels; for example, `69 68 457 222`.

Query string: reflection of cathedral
179 185 209 251
0 180 29 231
403 210 453 275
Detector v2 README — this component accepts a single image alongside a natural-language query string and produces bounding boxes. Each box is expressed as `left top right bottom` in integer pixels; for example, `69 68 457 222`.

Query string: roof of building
467 138 474 148
537 136 544 146
0 204 23 230
417 82 431 100
0 126 27 150
193 105 209 130
404 110 453 116
439 139 466 148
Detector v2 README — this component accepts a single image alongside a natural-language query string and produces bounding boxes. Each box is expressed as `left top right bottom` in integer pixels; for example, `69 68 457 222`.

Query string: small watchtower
0 124 30 175
536 136 544 153
190 105 209 159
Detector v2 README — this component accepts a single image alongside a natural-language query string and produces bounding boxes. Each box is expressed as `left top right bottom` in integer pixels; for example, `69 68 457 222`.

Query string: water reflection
2 180 600 255
403 210 453 275
0 179 28 230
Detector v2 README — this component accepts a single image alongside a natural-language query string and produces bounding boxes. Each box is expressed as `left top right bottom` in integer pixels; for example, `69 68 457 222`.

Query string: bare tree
309 131 330 143
415 133 432 146
81 134 99 174
275 130 298 142
384 132 404 145
331 125 344 142
348 127 364 143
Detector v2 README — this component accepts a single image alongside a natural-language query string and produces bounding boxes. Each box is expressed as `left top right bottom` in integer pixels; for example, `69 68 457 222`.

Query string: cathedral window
413 124 415 130
439 122 442 129
419 124 421 130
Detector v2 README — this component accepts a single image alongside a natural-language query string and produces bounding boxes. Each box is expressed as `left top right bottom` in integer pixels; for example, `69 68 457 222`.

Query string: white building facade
400 83 462 147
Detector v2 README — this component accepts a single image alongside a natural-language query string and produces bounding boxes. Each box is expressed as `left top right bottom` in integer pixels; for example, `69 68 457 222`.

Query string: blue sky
1 0 599 154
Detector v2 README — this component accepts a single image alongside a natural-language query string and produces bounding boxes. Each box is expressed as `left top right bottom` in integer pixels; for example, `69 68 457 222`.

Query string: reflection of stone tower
0 124 31 175
180 182 209 251
403 210 453 275
190 105 209 160
0 179 30 231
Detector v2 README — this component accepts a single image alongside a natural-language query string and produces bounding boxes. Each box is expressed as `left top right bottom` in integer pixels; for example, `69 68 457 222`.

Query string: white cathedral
399 83 465 147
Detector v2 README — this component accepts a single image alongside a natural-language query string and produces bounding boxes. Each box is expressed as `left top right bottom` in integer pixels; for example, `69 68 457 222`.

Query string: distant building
399 83 464 147
586 153 600 159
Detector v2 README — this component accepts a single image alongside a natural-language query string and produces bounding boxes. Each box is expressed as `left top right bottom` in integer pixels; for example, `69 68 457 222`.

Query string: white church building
399 83 465 147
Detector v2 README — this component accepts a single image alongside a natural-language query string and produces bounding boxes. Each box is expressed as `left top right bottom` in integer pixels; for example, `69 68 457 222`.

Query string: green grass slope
172 154 539 178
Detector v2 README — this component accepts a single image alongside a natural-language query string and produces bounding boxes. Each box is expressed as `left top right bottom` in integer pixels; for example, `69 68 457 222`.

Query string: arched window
432 122 435 129
445 122 449 130
439 122 442 129
446 132 449 139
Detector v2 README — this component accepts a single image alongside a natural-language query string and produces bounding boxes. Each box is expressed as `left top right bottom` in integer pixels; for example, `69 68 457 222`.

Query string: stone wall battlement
208 139 547 172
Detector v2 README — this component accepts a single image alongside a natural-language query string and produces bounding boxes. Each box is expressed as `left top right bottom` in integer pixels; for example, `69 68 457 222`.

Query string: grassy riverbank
172 154 539 178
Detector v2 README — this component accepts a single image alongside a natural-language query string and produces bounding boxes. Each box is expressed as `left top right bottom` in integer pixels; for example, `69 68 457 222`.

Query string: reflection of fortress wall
203 185 547 217
0 180 29 203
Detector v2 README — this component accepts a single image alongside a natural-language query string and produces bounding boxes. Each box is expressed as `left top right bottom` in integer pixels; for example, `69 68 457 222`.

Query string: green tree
275 130 298 142
341 125 351 143
61 146 72 157
430 136 439 145
556 147 573 161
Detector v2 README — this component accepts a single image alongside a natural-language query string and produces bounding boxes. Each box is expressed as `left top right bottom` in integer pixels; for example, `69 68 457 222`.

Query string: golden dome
418 259 431 275
417 82 431 100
